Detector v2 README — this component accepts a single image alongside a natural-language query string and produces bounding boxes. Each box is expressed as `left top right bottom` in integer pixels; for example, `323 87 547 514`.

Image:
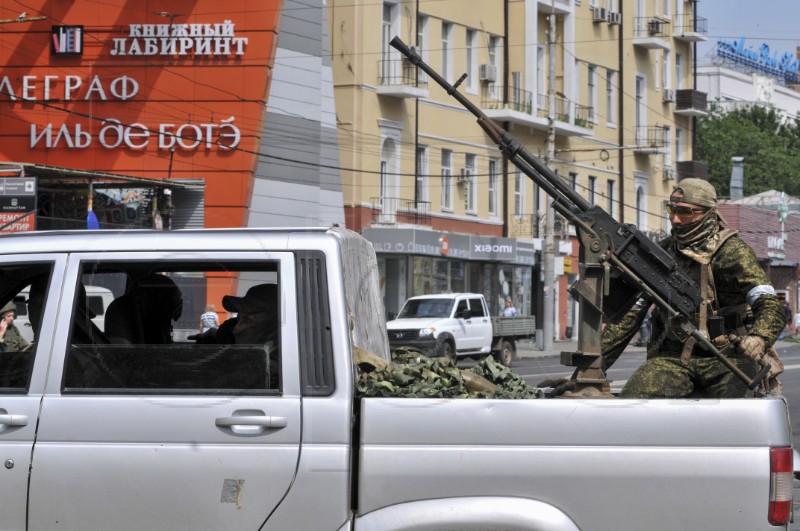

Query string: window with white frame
663 126 672 170
381 3 398 83
466 29 477 92
416 145 428 204
662 49 671 90
569 172 578 192
607 179 616 218
514 169 525 215
465 154 477 213
675 53 685 89
676 128 684 162
441 149 453 210
588 65 597 123
588 175 597 205
607 0 617 12
636 186 645 229
488 159 499 215
606 69 617 126
442 21 453 81
661 0 671 18
635 74 646 143
417 14 429 82
489 36 501 92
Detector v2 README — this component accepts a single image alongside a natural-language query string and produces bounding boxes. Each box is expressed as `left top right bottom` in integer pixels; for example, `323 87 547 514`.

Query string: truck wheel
437 338 456 363
497 340 515 366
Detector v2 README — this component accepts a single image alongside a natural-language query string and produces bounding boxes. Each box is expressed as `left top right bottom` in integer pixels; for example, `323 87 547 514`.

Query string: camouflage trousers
620 355 758 399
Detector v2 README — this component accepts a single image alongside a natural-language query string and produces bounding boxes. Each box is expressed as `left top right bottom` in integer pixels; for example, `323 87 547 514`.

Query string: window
514 169 525 215
417 15 429 82
0 263 53 393
465 154 476 213
676 128 684 162
466 29 477 92
588 175 597 204
63 262 281 393
607 179 616 218
635 75 646 142
379 160 387 207
606 69 617 126
662 50 671 90
381 3 398 83
489 35 501 90
442 21 453 81
569 172 578 192
663 126 672 170
675 53 685 89
416 145 428 203
587 65 597 123
636 186 646 229
488 159 499 215
468 297 486 317
441 149 453 210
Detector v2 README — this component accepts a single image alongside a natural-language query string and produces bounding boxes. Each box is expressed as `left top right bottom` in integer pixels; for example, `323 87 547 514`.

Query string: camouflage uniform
601 180 785 398
0 301 29 352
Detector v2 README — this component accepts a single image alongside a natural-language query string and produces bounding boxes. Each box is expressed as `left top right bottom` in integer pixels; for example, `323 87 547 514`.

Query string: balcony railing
673 13 708 41
481 85 534 114
674 89 708 116
377 59 429 98
508 214 542 239
634 16 671 38
634 125 667 153
574 105 594 129
370 197 431 226
536 93 570 122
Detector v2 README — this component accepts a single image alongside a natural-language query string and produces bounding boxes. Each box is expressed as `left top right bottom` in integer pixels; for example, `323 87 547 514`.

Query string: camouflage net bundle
355 345 543 399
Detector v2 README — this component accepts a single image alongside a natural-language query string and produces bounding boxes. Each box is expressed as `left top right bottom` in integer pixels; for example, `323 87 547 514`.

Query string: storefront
362 228 536 320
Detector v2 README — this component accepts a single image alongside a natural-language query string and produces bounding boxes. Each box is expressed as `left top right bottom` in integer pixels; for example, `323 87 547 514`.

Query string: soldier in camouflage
601 179 785 398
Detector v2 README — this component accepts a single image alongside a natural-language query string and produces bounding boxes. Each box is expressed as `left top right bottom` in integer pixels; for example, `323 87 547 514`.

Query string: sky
695 0 800 66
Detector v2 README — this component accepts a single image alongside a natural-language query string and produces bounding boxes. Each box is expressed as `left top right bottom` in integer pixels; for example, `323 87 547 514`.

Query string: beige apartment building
329 0 708 336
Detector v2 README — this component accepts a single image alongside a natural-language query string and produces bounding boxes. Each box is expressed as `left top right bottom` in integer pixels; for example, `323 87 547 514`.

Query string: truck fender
354 496 580 531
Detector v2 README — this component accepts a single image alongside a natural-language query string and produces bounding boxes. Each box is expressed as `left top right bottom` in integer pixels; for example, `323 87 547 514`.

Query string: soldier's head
667 178 717 227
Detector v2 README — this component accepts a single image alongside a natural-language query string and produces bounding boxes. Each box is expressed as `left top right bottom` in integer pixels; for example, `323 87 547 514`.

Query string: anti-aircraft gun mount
389 36 770 397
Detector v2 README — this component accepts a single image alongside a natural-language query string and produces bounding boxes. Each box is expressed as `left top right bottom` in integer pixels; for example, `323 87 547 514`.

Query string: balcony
633 17 671 50
479 86 592 137
674 89 708 117
377 59 429 99
677 161 709 180
634 125 667 154
370 197 431 227
673 13 708 42
508 214 542 239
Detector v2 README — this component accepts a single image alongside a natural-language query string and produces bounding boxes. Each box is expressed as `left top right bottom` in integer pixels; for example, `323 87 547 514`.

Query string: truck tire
436 336 456 363
496 339 515 367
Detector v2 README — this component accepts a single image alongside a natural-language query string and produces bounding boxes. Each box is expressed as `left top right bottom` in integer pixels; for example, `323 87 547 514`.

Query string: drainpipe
617 0 624 223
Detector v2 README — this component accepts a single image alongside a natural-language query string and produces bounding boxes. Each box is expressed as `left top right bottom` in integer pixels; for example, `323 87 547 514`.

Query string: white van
14 285 114 343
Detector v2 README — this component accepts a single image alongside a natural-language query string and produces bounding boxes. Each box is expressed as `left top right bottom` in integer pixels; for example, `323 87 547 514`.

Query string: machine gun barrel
390 36 770 394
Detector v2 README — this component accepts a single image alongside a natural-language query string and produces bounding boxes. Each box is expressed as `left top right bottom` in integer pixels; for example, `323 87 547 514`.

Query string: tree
695 104 800 197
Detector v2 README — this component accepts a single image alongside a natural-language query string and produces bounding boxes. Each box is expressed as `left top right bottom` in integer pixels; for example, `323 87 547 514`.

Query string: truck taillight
769 447 793 526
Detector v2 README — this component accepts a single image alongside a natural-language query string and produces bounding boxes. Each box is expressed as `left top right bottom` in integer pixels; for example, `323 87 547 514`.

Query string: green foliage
695 104 800 197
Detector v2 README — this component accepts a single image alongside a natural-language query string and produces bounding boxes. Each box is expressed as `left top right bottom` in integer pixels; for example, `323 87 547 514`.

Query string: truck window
0 263 53 392
467 298 486 317
398 298 453 318
62 262 281 395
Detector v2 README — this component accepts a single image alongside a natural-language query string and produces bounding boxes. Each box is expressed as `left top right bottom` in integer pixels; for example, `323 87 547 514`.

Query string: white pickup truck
386 293 535 365
0 227 793 530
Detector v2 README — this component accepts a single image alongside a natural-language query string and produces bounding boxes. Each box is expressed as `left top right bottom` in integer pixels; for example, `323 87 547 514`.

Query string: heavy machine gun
390 37 770 396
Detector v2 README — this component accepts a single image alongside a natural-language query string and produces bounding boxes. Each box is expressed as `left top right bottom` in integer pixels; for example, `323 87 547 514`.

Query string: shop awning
0 162 204 190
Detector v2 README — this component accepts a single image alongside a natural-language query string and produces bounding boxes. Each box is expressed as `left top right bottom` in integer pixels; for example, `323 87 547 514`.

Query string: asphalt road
507 339 800 530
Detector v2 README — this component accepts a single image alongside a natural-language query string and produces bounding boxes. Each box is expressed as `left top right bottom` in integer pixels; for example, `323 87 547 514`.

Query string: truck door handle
215 416 288 429
0 414 28 427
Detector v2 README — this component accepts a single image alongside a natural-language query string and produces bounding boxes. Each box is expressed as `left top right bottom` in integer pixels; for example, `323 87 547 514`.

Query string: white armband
747 285 776 306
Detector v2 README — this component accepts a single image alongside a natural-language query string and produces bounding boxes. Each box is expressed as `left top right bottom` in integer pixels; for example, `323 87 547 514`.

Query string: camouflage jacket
602 233 785 369
0 324 29 352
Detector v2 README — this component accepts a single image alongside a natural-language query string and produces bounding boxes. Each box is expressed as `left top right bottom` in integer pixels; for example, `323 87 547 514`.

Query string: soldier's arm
601 298 649 371
714 238 784 348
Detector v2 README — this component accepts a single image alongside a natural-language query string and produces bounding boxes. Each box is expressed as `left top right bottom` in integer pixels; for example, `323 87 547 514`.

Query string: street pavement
514 337 646 360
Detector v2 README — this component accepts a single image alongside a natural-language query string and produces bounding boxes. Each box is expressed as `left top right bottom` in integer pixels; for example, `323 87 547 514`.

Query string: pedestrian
199 303 219 333
502 297 518 317
601 179 785 398
794 310 800 338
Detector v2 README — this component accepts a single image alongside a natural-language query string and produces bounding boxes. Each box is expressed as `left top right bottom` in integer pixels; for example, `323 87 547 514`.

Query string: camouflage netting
355 345 543 399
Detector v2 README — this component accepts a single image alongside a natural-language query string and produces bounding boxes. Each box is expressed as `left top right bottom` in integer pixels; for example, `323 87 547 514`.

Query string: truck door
0 257 65 531
467 296 493 352
27 252 302 531
452 297 471 349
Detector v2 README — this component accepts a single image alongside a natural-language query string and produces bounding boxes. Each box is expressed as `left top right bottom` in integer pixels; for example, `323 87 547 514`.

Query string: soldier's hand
733 335 766 361
536 377 576 397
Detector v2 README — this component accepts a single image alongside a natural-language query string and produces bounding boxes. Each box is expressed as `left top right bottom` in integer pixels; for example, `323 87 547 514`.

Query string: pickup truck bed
357 397 792 531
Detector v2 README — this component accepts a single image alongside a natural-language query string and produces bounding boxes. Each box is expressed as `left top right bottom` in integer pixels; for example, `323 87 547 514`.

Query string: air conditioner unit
479 63 497 83
663 167 676 181
662 89 675 102
647 19 662 35
457 169 471 184
607 11 622 25
592 7 607 22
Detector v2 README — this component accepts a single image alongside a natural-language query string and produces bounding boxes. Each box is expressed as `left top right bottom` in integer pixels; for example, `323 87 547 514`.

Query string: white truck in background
386 292 535 365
